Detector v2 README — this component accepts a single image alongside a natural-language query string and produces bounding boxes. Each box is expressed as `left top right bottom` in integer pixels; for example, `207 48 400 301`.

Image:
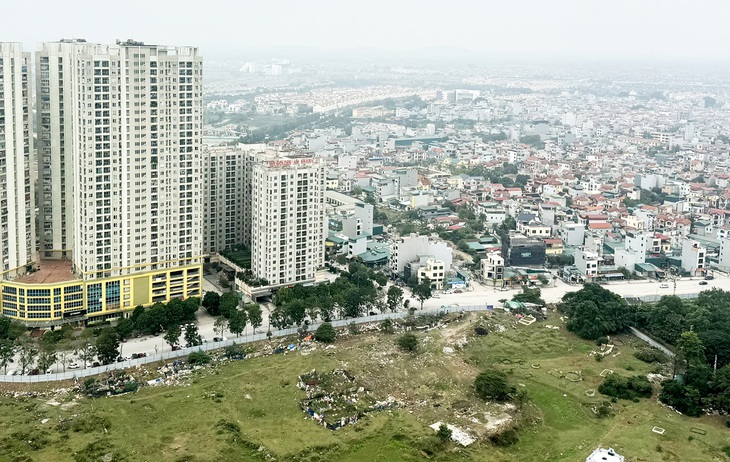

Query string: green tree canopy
314 323 336 343
475 369 512 402
95 328 120 364
559 283 633 340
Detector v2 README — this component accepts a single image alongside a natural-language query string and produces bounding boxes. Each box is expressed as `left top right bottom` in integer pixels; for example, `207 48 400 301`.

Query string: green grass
220 249 251 270
0 313 728 462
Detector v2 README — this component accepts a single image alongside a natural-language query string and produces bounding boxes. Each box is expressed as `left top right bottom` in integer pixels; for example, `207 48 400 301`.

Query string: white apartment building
0 40 204 326
390 233 452 276
718 238 730 271
0 43 35 278
417 258 446 290
481 251 505 286
202 146 248 254
614 231 647 270
250 154 325 286
575 248 600 281
681 238 706 276
36 39 203 281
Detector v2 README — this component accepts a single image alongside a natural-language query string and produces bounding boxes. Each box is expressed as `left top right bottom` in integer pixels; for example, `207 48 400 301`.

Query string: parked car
699 281 708 285
172 345 182 351
92 362 100 367
68 362 80 369
659 283 669 288
705 275 714 280
454 289 463 293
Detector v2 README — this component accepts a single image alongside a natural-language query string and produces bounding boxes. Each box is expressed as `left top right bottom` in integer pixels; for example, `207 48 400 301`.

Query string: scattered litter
41 418 49 424
442 347 454 354
544 325 560 330
599 369 614 377
518 316 536 326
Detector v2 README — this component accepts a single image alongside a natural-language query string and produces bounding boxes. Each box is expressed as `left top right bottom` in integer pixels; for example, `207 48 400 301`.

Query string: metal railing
0 292 701 384
0 304 490 383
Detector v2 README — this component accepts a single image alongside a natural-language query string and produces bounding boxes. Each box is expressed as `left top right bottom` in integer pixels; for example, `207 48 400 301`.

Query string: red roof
589 222 612 230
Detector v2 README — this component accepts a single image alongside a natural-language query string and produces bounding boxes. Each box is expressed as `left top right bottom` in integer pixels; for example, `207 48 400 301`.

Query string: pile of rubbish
297 369 398 430
83 370 139 397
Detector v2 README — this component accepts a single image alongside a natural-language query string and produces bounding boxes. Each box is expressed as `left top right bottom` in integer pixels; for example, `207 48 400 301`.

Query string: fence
0 304 490 384
0 292 699 384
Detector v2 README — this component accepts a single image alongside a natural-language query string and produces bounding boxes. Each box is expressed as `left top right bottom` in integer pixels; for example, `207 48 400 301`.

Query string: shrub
380 318 394 334
314 323 336 343
634 348 666 364
595 401 613 418
475 369 512 402
436 424 452 443
474 326 489 336
187 351 211 365
598 373 652 401
489 428 519 446
397 333 419 352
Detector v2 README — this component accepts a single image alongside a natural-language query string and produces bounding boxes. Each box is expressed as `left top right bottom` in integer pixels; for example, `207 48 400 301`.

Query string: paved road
5 271 726 376
409 273 728 311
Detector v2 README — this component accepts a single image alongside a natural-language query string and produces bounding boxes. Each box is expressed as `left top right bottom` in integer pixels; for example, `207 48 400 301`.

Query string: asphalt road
6 270 727 375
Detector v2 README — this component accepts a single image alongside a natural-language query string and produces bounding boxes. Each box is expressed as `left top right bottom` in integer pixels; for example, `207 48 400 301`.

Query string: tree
37 344 57 374
636 296 687 344
96 328 120 364
397 333 419 352
228 309 248 337
0 340 14 374
314 323 336 343
18 341 38 374
184 324 202 347
202 291 221 316
214 317 228 339
286 299 307 326
78 343 97 369
436 424 452 443
164 324 182 350
559 283 633 340
475 369 512 402
386 286 404 312
219 291 241 319
677 331 705 369
512 287 545 305
115 318 135 341
245 304 263 332
130 305 145 326
412 277 433 310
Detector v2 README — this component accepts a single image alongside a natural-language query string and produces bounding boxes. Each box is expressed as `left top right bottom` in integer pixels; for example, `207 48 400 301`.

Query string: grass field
0 312 728 462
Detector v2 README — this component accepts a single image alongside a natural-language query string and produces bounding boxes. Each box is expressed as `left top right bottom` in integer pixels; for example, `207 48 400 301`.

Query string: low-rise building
681 238 706 276
416 258 446 290
502 232 546 268
481 252 505 286
575 248 600 281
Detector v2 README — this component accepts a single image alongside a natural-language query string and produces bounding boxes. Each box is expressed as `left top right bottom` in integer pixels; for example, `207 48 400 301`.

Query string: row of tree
257 262 433 330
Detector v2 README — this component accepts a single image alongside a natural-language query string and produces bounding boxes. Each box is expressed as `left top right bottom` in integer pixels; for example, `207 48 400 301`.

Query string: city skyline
4 0 730 62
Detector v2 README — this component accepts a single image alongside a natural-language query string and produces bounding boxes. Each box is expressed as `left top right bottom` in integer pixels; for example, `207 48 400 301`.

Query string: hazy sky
4 0 730 60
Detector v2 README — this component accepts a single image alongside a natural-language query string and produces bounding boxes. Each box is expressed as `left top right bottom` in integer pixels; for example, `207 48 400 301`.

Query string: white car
68 363 80 369
659 283 669 288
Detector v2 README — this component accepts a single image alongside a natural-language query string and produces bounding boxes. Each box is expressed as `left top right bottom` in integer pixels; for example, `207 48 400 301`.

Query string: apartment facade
250 154 325 287
202 146 248 254
0 40 203 326
0 43 35 279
